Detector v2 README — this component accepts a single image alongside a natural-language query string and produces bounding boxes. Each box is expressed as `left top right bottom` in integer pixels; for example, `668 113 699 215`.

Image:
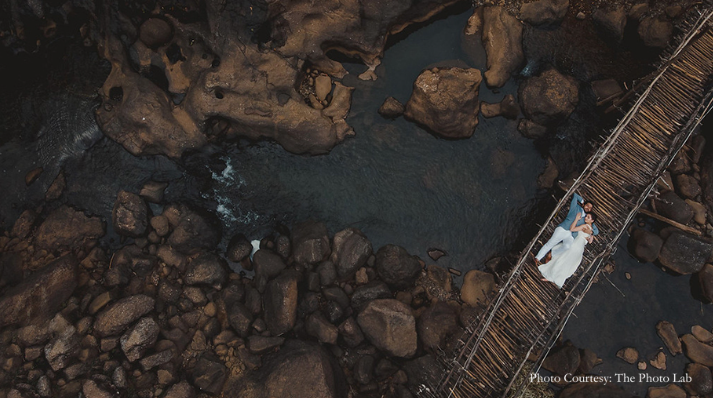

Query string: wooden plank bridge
427 6 713 398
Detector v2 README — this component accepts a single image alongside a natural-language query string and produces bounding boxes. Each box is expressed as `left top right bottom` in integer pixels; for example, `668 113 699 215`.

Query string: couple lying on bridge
534 193 599 288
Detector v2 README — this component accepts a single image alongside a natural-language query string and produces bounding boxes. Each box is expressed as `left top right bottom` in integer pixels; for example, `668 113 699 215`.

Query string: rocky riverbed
1 0 712 397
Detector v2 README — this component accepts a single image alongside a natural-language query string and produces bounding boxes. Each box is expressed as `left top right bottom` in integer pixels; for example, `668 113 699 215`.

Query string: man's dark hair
583 200 594 207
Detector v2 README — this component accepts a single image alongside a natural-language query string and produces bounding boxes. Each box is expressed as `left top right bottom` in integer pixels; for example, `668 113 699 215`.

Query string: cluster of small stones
0 182 510 398
615 321 713 397
628 133 713 299
298 68 335 110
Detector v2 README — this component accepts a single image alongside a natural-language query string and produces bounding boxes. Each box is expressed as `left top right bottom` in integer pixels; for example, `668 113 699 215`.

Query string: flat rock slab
94 295 155 337
659 231 713 274
0 255 78 328
683 334 713 366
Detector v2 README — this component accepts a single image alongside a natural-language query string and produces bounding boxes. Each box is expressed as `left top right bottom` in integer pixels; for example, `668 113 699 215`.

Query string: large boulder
0 255 78 328
519 0 569 26
460 270 496 307
330 228 372 280
519 68 579 126
164 204 220 254
658 231 713 274
686 362 713 396
226 340 346 398
628 229 663 263
638 16 673 48
417 301 459 351
482 6 524 88
374 245 422 289
185 252 228 289
34 205 104 252
94 295 156 337
655 191 693 225
112 190 149 237
403 67 482 138
253 250 287 280
683 334 713 366
357 299 417 358
542 342 580 376
263 270 300 336
675 174 701 200
291 220 331 265
592 6 627 42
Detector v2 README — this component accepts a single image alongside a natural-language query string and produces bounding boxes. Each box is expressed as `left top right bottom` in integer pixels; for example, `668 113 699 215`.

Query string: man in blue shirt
535 193 599 264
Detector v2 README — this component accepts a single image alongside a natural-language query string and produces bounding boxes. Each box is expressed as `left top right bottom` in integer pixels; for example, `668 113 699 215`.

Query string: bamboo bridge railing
426 6 713 398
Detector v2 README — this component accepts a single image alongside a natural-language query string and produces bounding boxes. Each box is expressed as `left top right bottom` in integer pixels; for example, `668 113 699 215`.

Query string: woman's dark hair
587 212 597 223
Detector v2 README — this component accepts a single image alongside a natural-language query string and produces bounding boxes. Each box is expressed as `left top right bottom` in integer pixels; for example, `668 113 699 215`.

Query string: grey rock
44 314 79 371
112 366 128 388
375 245 421 289
378 97 405 119
164 381 196 398
185 252 227 289
659 231 712 274
317 261 337 286
322 286 349 309
417 301 459 351
519 0 569 25
190 355 227 395
592 6 627 42
112 190 149 237
226 234 252 262
140 349 174 370
253 250 287 280
248 335 285 354
34 205 105 251
698 264 713 302
227 302 253 337
0 255 78 328
357 299 417 358
165 204 220 254
482 6 524 88
338 317 365 347
403 67 482 138
542 342 580 377
120 317 160 362
638 16 673 48
628 229 663 263
519 68 578 126
685 362 713 396
331 228 372 280
139 180 168 203
264 271 300 335
292 220 331 265
82 380 113 398
94 294 155 337
656 321 683 356
351 281 392 311
656 191 693 224
306 312 338 344
227 340 346 398
354 355 375 385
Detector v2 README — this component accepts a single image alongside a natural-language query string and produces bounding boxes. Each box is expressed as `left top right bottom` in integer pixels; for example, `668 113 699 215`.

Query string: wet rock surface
403 67 482 138
519 68 579 126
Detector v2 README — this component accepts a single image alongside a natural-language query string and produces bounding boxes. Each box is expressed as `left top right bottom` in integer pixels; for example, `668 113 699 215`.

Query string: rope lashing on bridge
423 5 713 398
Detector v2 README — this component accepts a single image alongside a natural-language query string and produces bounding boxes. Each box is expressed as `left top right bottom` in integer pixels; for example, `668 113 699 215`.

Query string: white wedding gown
538 231 590 288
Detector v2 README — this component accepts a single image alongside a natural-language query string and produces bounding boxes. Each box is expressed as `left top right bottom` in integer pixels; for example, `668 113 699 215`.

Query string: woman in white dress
538 212 597 289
